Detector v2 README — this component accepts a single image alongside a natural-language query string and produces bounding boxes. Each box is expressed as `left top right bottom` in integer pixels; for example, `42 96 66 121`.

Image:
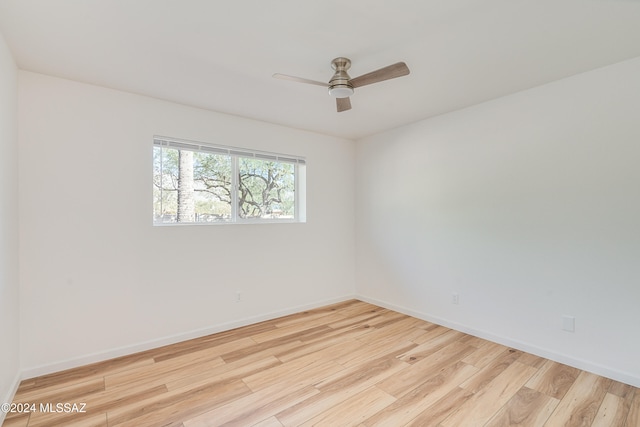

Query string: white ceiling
1 0 640 140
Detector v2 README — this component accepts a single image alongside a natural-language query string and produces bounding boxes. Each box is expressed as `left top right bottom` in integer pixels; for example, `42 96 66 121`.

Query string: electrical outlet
236 291 242 303
562 315 575 332
452 293 459 305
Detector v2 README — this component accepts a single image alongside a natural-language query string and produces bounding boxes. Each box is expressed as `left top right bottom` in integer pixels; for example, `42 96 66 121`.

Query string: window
153 137 306 224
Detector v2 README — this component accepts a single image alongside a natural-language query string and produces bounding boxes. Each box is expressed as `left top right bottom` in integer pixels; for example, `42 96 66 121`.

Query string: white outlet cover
562 315 575 332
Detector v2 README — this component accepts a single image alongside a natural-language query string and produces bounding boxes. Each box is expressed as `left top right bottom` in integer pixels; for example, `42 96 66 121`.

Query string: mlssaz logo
39 402 87 413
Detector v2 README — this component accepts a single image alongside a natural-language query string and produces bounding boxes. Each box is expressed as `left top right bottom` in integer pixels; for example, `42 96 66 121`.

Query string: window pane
153 146 232 223
153 146 179 223
193 151 232 221
238 158 295 219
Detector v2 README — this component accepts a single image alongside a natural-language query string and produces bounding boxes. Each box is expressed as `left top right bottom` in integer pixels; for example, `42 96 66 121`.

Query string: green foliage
153 146 296 222
153 147 179 220
239 158 295 219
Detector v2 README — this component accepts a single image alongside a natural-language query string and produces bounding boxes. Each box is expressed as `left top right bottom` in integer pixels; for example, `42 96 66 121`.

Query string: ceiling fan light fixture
273 57 409 112
328 85 354 98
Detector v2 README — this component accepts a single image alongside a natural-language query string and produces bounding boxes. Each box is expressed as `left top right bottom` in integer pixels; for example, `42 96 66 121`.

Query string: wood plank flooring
3 300 639 426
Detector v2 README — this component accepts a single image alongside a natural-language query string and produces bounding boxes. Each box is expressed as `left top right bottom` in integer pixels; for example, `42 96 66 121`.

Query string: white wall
0 30 19 415
19 71 356 376
356 57 640 387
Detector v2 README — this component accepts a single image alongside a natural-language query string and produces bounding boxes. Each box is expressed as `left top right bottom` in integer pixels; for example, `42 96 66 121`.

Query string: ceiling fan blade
336 97 351 112
272 73 328 87
350 62 410 88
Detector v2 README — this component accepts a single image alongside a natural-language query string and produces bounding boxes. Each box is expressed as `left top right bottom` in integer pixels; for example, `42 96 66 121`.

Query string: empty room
1 1 640 426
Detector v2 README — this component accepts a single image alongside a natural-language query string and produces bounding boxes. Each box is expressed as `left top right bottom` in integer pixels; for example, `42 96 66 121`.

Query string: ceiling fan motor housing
328 57 354 98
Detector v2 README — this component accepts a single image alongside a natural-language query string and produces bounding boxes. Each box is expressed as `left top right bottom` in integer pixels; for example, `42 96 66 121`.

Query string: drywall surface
19 71 356 375
356 57 640 386
0 30 19 415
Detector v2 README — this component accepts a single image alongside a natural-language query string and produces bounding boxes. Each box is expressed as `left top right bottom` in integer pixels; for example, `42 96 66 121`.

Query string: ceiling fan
273 57 410 112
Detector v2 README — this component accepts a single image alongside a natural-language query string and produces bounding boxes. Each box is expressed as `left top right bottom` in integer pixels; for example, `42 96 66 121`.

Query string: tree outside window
153 141 302 224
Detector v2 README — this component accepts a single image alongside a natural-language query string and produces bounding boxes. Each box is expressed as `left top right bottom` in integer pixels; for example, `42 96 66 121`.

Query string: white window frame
153 136 306 225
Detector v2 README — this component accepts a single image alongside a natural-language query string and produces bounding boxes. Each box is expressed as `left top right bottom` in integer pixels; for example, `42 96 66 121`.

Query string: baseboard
0 370 22 425
21 294 356 380
356 294 640 388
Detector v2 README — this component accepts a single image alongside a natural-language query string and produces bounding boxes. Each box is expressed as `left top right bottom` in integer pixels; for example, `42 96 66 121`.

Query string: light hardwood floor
4 300 639 426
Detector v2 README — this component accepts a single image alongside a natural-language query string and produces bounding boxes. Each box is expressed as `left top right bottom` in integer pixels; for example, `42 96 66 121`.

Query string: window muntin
153 137 305 224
